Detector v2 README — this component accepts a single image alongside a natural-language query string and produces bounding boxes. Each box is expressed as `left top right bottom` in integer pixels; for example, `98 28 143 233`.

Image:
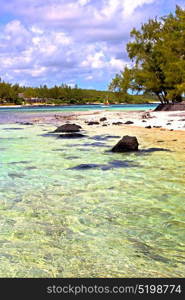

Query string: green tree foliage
109 6 185 103
0 79 153 105
0 80 122 105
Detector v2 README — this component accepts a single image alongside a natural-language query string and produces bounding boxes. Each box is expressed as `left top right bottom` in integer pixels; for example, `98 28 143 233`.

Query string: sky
0 0 184 90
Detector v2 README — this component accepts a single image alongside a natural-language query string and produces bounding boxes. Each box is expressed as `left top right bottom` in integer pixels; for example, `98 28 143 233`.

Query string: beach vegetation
0 80 155 105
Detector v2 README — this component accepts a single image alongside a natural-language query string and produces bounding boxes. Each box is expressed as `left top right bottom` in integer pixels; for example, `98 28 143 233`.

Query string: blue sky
0 0 184 90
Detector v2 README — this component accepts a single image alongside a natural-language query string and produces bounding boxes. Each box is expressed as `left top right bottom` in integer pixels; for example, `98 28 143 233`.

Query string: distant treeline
0 80 157 105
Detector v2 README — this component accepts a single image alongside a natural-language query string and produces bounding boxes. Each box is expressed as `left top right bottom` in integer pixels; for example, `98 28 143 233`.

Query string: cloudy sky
0 0 184 90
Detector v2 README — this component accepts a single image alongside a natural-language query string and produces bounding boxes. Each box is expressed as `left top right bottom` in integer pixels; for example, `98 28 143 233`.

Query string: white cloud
78 0 91 6
0 0 180 89
122 0 156 16
110 58 125 70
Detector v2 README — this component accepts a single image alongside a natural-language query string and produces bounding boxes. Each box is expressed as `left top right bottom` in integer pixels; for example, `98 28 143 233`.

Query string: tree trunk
155 93 164 104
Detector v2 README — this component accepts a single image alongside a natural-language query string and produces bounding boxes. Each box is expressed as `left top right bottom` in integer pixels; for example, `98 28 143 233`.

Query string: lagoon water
0 104 157 124
0 106 185 277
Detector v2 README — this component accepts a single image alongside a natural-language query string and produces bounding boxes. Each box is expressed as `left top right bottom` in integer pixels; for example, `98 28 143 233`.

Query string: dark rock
166 123 171 125
145 125 152 128
3 128 23 130
153 126 161 128
157 140 164 143
69 163 101 170
54 123 82 133
154 102 185 111
100 117 107 122
58 133 86 138
102 124 108 126
124 121 134 125
112 122 123 125
142 120 147 122
19 122 34 125
111 135 139 152
87 121 100 125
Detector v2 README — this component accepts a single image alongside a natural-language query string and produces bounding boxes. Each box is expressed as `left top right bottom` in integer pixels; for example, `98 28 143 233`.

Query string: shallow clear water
0 123 185 277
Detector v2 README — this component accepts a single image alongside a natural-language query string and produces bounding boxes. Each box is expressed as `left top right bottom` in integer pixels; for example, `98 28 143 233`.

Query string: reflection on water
0 124 185 277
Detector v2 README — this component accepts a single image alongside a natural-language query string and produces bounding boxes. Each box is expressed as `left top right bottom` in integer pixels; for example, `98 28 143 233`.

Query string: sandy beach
21 109 185 152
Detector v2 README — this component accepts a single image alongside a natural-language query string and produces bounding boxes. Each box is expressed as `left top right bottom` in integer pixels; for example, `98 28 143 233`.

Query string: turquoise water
0 104 157 113
0 123 185 277
0 104 157 124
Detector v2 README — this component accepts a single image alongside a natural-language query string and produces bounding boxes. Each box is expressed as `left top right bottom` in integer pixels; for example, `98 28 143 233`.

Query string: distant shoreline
0 102 159 109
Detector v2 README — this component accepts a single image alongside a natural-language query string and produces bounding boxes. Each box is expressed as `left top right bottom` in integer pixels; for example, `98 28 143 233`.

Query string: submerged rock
90 135 120 141
58 133 86 138
3 127 24 130
69 163 101 170
68 160 139 171
111 135 139 152
54 123 82 133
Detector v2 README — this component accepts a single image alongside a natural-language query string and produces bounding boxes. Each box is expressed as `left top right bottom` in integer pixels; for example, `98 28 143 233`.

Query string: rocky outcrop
111 135 139 152
54 123 82 132
100 117 107 122
124 121 134 124
154 102 185 111
87 121 100 125
112 121 123 125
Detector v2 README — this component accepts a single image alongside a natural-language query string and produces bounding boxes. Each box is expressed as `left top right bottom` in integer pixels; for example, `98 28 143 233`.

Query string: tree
110 6 185 104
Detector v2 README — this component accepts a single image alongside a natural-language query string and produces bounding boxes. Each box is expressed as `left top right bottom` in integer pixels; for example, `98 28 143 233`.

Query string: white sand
74 110 185 131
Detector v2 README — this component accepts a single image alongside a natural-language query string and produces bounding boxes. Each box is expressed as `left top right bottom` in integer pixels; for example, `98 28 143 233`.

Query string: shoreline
20 109 185 131
0 103 159 108
1 108 185 152
1 108 185 131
